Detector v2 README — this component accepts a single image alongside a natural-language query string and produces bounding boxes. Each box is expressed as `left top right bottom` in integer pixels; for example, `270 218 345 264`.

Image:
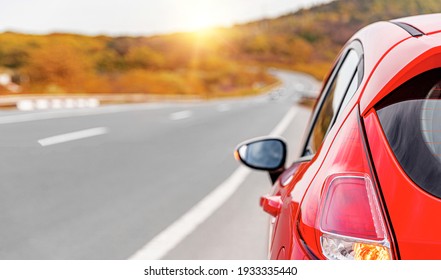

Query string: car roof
352 14 441 115
393 13 441 35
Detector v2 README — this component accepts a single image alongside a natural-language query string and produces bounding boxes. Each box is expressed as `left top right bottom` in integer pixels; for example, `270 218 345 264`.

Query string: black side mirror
235 137 287 183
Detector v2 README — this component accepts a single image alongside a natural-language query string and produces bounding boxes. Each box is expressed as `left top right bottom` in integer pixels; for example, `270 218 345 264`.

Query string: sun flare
179 0 228 33
187 14 214 31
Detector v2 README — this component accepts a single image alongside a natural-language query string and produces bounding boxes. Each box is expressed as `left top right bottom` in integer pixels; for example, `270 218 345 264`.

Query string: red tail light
320 175 385 240
297 107 395 260
318 174 391 260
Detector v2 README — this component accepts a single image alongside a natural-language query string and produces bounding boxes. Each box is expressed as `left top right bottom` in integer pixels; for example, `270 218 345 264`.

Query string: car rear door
267 41 364 259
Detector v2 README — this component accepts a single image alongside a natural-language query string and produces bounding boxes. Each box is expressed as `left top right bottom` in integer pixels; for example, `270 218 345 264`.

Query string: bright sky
0 0 332 36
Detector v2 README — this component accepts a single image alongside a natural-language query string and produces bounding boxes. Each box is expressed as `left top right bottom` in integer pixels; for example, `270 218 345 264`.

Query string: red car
235 14 441 260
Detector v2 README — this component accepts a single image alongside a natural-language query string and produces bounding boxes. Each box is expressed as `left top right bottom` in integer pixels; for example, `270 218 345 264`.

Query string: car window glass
305 49 359 155
377 69 441 199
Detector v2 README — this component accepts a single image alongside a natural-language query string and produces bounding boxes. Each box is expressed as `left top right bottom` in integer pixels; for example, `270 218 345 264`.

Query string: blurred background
0 0 439 259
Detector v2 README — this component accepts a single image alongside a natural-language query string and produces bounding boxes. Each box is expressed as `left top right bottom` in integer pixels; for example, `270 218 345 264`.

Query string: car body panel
272 160 318 259
268 160 309 258
297 107 386 259
360 30 441 115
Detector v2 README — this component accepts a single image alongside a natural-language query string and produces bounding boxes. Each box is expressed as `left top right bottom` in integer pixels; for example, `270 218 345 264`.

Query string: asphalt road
0 70 318 259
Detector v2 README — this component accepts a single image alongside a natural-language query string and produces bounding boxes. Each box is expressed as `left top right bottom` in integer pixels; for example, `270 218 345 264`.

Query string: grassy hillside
0 32 276 96
236 0 441 78
1 0 440 96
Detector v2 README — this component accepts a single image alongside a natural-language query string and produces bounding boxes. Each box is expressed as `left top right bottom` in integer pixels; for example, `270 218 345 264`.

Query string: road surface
0 70 318 259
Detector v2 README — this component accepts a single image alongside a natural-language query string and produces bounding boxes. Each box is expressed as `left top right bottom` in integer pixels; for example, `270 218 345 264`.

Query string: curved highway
0 70 318 259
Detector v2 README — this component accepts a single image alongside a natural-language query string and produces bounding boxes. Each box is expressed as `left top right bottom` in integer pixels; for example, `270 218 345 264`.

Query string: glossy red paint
364 110 441 259
394 13 441 34
260 195 282 217
239 14 441 260
360 33 441 115
294 108 394 259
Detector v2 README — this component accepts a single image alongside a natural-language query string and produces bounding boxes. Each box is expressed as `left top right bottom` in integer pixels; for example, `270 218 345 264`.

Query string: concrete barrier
16 98 100 111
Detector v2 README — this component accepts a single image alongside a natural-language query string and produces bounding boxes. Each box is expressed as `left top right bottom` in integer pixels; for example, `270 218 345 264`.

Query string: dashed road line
169 110 193 121
38 127 109 147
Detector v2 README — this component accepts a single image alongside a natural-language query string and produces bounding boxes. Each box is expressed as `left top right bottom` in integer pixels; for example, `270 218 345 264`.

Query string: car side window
304 49 361 156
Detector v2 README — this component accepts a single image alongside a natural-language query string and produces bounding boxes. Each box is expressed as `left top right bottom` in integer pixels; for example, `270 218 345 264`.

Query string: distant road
0 70 318 259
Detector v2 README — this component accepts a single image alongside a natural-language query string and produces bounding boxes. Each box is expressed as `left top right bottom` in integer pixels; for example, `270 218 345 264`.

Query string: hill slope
235 0 441 77
1 0 440 95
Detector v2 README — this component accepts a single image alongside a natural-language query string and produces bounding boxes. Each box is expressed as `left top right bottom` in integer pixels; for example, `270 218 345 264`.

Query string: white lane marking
270 107 298 137
129 106 298 260
38 127 108 147
130 166 251 260
216 104 231 112
169 110 192 121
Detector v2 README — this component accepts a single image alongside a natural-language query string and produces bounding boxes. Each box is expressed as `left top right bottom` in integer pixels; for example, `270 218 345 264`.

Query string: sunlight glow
187 14 214 31
178 0 231 32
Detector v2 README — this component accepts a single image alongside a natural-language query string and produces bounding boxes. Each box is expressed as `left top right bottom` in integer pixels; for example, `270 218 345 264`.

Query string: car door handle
260 195 282 217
